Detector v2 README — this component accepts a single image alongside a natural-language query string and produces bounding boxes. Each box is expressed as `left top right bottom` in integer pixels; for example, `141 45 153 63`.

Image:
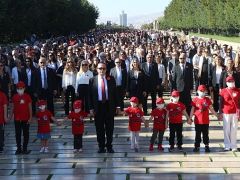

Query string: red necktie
101 77 106 102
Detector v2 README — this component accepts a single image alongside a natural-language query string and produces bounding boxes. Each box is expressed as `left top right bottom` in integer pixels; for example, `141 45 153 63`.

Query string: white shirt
75 70 93 91
11 67 19 85
125 58 130 73
216 67 222 84
116 67 122 86
192 54 201 69
26 68 31 86
62 71 76 89
97 75 108 101
158 64 165 83
40 67 47 89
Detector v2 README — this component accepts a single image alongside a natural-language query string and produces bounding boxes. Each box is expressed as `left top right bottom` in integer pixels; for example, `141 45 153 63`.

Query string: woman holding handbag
219 76 240 152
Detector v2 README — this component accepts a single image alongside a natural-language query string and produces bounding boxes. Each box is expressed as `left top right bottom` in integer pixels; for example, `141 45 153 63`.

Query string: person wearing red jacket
66 100 88 153
0 88 8 153
10 81 32 155
190 85 219 153
149 97 168 152
36 100 60 153
123 97 147 152
166 90 190 152
219 76 240 152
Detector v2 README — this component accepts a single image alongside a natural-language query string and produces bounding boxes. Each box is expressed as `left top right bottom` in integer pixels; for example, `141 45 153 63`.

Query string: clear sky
88 0 172 20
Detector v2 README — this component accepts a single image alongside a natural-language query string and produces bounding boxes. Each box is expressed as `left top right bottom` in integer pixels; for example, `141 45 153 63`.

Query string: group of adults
0 29 240 153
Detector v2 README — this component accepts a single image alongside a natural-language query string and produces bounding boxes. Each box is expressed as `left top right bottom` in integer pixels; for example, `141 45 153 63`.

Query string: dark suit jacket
36 67 57 94
24 67 38 93
209 65 225 88
219 68 240 89
172 62 193 92
89 75 119 116
109 67 128 91
141 62 159 91
127 70 145 95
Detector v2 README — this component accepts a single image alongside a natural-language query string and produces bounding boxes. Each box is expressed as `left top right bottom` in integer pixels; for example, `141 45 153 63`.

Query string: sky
87 0 172 24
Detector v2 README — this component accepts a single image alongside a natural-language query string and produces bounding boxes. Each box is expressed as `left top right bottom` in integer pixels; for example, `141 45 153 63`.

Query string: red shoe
158 144 164 151
149 144 154 151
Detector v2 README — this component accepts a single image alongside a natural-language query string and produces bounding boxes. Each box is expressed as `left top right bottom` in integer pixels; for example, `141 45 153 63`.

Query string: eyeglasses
115 62 121 64
82 64 88 66
98 67 106 70
179 58 184 60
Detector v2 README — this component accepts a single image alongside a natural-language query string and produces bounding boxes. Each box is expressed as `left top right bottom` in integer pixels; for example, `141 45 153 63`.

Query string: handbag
226 89 240 119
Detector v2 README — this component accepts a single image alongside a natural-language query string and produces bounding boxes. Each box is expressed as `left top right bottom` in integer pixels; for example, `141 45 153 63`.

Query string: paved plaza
1 93 240 180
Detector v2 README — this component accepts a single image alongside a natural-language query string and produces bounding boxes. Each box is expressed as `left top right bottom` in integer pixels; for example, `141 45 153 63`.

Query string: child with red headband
149 97 168 152
123 97 147 152
66 100 88 153
36 100 60 153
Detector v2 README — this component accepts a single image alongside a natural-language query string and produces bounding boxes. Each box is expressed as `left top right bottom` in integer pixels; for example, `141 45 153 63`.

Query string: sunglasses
82 64 88 66
26 61 30 63
115 62 121 64
98 67 106 70
39 62 45 64
67 61 73 63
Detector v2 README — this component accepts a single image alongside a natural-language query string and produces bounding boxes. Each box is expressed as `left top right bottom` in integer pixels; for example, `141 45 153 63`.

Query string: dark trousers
150 130 164 145
179 89 192 115
194 69 199 92
143 90 156 115
26 87 37 115
0 124 4 150
39 89 54 115
64 85 75 115
94 101 114 150
74 134 83 149
157 79 163 97
212 85 220 112
169 123 183 146
116 86 125 111
77 84 89 112
195 124 209 147
14 121 30 150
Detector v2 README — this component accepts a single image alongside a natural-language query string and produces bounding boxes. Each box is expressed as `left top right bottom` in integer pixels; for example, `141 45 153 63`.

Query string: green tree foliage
158 0 240 35
0 0 99 43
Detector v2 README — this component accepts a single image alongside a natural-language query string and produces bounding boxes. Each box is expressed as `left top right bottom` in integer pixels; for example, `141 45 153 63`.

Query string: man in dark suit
141 53 160 115
36 56 57 115
172 53 193 115
89 62 120 153
110 58 128 110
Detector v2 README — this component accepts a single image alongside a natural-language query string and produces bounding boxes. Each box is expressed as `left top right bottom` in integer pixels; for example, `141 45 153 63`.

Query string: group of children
0 81 219 154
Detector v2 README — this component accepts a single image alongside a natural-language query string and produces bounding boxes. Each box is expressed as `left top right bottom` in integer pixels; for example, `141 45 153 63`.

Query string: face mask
226 82 235 88
74 108 81 113
17 89 24 95
171 97 179 103
39 105 46 111
198 91 205 98
157 104 165 109
130 102 137 107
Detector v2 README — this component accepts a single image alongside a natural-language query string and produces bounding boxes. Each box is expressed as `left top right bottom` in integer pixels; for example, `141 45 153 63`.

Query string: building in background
120 11 127 27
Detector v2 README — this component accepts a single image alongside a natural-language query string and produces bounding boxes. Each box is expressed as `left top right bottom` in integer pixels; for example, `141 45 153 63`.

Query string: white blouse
75 70 93 91
216 67 222 84
62 71 77 89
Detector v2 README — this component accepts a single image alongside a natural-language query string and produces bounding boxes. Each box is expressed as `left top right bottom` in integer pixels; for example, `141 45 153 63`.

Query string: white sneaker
73 149 78 153
232 148 238 152
39 147 45 153
44 147 49 153
224 148 230 151
78 149 83 152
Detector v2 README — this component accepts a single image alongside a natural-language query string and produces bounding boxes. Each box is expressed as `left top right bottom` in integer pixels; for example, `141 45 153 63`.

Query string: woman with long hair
62 58 77 115
75 60 93 112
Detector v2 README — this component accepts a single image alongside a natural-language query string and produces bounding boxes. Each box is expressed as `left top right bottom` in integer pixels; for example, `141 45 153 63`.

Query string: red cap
73 100 82 109
16 81 25 88
226 76 235 82
156 97 165 104
197 85 206 91
130 97 139 104
37 100 47 106
171 90 179 97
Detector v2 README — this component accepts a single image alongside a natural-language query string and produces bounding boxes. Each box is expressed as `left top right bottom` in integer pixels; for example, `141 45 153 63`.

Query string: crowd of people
0 29 240 154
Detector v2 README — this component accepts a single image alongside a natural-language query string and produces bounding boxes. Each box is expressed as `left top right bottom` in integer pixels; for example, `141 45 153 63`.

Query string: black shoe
107 148 115 153
169 145 174 152
134 148 139 153
193 147 200 152
0 148 3 153
178 146 183 152
97 148 106 153
22 149 30 154
205 146 211 153
15 148 22 155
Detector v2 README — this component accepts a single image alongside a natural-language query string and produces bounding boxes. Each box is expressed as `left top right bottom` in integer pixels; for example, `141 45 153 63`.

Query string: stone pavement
1 93 240 180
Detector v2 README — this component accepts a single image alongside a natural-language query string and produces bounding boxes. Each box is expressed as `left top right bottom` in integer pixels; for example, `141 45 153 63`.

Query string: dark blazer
36 67 57 94
0 71 10 96
127 70 145 95
172 62 193 92
209 65 225 88
219 68 240 89
25 68 38 93
109 67 128 91
89 75 119 116
141 62 159 91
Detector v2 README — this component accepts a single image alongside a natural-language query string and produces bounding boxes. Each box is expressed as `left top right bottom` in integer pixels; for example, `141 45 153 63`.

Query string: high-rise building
120 11 127 27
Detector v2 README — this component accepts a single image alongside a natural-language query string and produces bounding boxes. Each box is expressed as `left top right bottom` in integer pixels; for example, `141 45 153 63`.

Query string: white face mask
17 89 24 95
130 102 137 107
171 97 179 103
157 104 165 109
197 91 205 98
39 105 46 111
226 82 235 88
74 108 81 113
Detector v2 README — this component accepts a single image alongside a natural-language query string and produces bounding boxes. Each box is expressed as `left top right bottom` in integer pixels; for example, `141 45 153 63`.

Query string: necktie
43 68 47 89
181 64 184 76
101 77 106 102
149 64 152 74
